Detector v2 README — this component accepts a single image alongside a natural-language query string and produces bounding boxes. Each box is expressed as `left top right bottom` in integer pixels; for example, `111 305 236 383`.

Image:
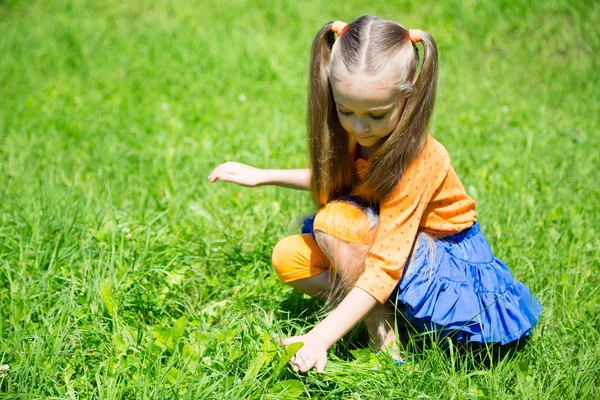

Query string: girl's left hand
281 334 328 374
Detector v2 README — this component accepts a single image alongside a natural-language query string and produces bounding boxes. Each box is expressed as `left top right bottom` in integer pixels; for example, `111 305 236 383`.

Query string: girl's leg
272 233 335 301
272 201 405 360
314 229 404 361
313 230 369 301
363 302 404 361
287 270 334 301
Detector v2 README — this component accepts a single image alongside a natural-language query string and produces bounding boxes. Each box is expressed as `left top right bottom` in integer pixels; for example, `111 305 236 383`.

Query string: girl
208 16 542 373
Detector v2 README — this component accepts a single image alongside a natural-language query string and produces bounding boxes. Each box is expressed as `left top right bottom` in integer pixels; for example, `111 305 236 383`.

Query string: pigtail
308 23 353 206
403 31 439 148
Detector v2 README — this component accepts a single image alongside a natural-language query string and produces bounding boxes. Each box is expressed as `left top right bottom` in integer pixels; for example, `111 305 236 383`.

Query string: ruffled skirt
393 222 542 345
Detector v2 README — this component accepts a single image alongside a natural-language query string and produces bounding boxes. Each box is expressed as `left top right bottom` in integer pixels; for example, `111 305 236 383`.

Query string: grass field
1 0 599 398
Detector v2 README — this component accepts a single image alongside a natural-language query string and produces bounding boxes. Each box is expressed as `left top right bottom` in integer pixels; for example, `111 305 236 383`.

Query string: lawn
0 0 599 398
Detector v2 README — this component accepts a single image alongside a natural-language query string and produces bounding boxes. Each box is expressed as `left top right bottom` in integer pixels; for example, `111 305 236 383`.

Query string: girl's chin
355 136 380 146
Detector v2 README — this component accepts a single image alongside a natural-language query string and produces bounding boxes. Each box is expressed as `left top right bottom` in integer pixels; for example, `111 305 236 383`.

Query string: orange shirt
351 134 477 303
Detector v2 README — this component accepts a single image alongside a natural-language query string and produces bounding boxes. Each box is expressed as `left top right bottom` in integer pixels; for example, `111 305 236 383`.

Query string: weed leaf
268 380 305 398
275 342 304 374
244 331 278 379
99 280 117 318
245 351 268 379
171 316 187 346
152 326 172 349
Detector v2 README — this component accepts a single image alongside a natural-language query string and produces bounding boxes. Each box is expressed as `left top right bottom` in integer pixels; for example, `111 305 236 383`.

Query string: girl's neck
358 143 379 160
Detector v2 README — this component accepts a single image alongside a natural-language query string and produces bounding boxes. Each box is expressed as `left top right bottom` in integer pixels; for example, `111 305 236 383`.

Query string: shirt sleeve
354 140 450 303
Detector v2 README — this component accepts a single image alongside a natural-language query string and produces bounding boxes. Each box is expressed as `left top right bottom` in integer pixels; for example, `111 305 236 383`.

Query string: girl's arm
208 162 311 191
281 287 378 373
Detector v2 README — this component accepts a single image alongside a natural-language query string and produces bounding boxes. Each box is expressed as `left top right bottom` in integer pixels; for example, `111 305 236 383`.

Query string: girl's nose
353 120 369 134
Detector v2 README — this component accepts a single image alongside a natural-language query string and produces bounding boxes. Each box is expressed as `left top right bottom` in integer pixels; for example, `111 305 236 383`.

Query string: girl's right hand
281 334 328 374
208 161 264 187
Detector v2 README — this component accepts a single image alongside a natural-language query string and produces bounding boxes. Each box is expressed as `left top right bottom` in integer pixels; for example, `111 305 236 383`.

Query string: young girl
208 16 542 373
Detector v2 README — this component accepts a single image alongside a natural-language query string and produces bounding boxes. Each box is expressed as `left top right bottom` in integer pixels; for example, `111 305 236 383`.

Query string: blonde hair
307 15 439 207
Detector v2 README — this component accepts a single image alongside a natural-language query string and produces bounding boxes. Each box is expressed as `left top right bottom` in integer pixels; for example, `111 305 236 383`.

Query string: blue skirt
394 222 542 345
302 217 542 346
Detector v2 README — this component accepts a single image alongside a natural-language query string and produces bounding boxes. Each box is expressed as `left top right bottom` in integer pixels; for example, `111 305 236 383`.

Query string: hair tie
408 29 423 44
332 21 349 37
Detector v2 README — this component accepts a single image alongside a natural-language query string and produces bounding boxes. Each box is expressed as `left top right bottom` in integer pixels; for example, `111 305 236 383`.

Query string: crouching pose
209 16 542 373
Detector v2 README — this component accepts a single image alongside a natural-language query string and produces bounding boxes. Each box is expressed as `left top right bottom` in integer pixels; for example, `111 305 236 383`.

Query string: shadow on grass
399 315 532 370
451 337 531 368
275 289 324 327
275 290 377 361
277 290 529 368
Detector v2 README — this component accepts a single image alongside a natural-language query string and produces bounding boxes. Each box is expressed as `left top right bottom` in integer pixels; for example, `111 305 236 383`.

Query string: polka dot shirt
350 134 477 303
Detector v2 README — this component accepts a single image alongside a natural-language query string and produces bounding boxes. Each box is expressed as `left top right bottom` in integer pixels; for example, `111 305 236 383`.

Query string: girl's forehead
330 73 399 108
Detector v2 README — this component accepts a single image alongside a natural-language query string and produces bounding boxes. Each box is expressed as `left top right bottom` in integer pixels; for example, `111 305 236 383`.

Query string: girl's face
330 73 406 149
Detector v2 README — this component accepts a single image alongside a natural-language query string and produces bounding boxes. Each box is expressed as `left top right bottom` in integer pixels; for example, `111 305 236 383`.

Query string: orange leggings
271 201 378 283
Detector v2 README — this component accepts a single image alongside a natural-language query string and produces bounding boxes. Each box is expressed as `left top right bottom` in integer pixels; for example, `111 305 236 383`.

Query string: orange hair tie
332 20 349 37
408 29 423 44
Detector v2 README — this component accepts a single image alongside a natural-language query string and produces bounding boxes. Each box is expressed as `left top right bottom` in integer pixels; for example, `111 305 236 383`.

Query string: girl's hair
307 15 439 206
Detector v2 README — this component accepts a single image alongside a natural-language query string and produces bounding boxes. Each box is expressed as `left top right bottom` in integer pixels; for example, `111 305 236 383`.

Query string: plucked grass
0 0 598 398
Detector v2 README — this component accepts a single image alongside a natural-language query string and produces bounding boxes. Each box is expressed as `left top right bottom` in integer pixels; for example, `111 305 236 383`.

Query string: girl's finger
214 174 227 182
316 357 327 374
217 172 237 183
299 355 315 373
290 355 301 372
208 165 224 181
281 336 301 346
290 353 307 373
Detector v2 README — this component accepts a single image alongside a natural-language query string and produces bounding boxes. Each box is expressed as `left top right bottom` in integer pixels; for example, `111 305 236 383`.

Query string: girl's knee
271 234 326 283
313 200 377 245
271 236 296 282
314 230 368 283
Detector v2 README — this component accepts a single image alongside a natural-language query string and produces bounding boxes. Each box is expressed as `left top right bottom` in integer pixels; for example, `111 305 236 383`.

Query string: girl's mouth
355 133 373 139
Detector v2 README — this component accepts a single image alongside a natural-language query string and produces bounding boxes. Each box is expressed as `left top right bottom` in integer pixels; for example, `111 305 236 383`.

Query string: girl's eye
337 108 386 120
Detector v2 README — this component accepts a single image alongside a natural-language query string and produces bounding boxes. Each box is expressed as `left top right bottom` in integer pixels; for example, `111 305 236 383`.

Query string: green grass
0 0 599 398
